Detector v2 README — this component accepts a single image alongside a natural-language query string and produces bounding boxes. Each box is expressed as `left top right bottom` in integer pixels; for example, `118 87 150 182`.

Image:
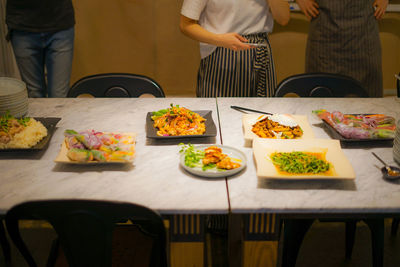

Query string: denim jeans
11 27 74 97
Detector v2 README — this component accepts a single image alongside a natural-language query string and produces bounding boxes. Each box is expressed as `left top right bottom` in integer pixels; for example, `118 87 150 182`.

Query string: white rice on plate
0 118 47 149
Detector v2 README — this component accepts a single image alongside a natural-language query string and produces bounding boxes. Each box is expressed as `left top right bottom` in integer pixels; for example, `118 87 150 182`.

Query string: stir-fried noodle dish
252 114 303 139
152 104 206 136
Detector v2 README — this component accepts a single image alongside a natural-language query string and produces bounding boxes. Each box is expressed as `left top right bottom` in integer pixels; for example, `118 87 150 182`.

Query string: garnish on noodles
151 104 206 136
251 114 303 139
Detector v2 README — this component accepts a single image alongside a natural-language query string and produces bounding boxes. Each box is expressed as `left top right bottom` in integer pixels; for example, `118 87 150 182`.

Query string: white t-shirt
181 0 274 58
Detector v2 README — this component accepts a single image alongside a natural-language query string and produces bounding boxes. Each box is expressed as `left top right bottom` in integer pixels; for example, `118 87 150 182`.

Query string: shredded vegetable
270 151 330 174
152 104 206 136
179 143 240 171
179 143 205 169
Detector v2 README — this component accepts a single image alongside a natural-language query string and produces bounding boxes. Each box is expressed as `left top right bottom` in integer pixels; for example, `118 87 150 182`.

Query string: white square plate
253 138 355 180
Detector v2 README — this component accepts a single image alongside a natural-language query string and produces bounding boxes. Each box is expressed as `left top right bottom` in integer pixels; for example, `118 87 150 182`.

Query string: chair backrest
274 73 369 97
5 200 167 267
68 73 165 98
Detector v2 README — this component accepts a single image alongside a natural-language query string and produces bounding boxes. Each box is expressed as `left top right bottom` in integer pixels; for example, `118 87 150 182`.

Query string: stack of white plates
0 77 28 117
393 120 400 164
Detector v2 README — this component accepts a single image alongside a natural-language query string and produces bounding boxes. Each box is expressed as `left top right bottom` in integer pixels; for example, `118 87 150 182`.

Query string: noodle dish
151 104 206 136
251 114 303 139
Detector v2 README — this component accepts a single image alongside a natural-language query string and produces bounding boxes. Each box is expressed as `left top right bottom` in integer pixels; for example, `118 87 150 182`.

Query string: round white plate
180 145 246 178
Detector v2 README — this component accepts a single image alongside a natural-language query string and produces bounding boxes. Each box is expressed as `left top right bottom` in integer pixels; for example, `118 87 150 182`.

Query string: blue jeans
11 27 74 97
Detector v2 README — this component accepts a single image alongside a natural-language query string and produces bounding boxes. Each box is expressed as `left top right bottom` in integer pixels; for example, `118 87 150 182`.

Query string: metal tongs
230 106 273 115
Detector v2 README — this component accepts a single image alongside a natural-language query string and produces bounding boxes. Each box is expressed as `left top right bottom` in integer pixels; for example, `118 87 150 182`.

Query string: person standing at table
296 0 388 97
180 0 290 97
6 0 75 97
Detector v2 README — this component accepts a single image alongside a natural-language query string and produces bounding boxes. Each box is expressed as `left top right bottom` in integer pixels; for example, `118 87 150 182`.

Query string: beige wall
71 1 400 97
71 0 198 97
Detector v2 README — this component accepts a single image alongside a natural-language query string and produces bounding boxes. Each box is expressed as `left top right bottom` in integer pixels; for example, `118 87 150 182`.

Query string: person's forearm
179 16 221 46
267 0 290 25
179 15 252 51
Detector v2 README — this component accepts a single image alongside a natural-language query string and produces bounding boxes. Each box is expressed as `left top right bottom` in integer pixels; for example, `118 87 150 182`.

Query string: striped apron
306 0 383 97
197 32 276 97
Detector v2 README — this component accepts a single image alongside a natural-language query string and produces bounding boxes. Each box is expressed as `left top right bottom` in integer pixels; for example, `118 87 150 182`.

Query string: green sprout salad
270 151 330 174
179 143 223 171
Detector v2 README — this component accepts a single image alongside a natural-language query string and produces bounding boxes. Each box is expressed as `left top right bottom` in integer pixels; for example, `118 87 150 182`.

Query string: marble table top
217 97 400 215
0 98 228 215
2 97 400 216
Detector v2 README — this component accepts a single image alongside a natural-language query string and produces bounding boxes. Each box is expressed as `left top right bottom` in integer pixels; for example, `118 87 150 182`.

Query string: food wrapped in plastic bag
64 129 135 162
313 110 396 139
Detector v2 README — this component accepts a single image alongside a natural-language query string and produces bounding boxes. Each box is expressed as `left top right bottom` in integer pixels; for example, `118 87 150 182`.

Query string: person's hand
216 33 252 51
179 16 253 51
296 0 319 20
373 0 388 20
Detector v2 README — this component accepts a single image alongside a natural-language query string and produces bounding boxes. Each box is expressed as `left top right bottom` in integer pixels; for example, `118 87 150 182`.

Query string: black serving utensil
230 106 273 115
371 152 400 180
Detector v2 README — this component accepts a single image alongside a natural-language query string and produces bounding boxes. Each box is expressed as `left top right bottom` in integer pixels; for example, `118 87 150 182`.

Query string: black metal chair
274 73 369 97
5 200 167 267
392 218 399 236
276 73 385 267
68 73 165 98
0 219 11 264
281 218 384 267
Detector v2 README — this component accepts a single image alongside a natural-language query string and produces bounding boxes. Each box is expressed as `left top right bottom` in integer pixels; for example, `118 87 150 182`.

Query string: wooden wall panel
70 2 400 96
71 0 157 84
154 0 199 96
243 241 278 267
379 14 400 94
269 13 309 88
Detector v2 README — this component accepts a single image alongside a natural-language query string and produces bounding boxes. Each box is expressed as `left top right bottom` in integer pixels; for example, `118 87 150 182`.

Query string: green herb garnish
179 143 205 168
0 111 30 133
151 109 168 119
151 104 182 120
18 117 30 126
